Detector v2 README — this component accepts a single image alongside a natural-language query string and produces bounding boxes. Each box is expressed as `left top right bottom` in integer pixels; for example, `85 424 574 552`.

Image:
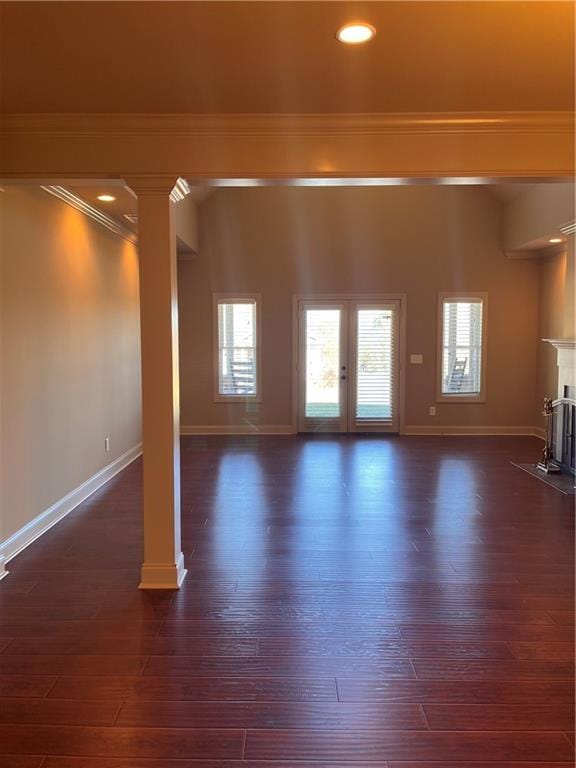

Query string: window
214 295 260 400
438 294 487 401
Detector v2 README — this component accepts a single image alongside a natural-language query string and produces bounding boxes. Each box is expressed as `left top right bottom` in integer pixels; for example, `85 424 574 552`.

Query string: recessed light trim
549 237 563 244
97 194 116 202
336 22 376 45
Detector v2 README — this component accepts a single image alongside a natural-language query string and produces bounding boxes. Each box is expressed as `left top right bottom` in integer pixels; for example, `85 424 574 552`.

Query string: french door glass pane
305 309 341 419
355 309 393 423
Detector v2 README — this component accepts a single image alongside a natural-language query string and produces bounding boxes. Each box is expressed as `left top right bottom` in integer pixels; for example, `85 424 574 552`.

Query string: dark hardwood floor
0 434 574 766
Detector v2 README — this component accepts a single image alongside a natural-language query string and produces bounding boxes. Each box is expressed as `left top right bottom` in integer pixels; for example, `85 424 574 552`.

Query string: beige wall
175 194 198 256
563 237 575 339
179 186 540 431
505 183 575 252
0 187 142 541
537 251 566 411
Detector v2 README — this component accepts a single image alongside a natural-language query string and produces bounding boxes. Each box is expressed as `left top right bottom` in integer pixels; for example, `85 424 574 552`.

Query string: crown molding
41 185 137 243
2 111 572 181
2 111 573 138
123 175 180 196
170 177 191 202
121 176 190 199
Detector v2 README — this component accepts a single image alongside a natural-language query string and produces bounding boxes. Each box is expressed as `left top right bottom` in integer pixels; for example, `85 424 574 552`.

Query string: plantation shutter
217 301 257 396
441 299 483 395
355 306 397 426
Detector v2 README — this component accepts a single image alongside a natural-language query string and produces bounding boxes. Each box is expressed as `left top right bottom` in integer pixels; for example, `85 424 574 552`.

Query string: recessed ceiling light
97 194 116 202
549 237 563 244
336 23 376 45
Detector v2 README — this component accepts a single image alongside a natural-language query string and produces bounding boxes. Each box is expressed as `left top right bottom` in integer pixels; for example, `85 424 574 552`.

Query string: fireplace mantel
543 338 576 351
543 338 576 394
543 339 575 396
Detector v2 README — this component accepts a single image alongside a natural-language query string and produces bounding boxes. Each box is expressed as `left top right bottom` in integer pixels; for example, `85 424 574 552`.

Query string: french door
297 298 400 433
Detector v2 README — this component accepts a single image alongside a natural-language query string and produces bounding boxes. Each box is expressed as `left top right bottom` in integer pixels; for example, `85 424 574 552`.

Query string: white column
128 178 186 589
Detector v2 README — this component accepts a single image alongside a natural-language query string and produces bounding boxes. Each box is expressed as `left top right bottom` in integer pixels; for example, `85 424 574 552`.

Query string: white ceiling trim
559 221 576 236
170 177 191 202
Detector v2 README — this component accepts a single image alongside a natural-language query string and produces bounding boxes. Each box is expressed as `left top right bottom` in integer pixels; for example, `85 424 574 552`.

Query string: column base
139 551 187 590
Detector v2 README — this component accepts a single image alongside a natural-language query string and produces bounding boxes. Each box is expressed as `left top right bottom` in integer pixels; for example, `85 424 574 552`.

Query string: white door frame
291 293 407 435
347 299 401 434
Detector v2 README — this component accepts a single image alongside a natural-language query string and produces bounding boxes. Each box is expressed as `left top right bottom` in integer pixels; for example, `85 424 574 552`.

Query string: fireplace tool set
536 396 576 475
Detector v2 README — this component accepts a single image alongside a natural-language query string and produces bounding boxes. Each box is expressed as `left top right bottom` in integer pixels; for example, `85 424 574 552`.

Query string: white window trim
436 292 488 404
213 293 262 403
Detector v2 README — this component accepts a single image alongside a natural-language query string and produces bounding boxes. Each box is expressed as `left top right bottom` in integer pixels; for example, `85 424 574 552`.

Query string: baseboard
181 425 294 435
181 424 545 439
403 425 545 438
532 426 546 440
139 551 188 590
0 443 142 565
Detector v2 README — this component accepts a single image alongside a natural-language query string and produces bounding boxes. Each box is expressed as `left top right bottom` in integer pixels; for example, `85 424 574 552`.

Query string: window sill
436 394 486 404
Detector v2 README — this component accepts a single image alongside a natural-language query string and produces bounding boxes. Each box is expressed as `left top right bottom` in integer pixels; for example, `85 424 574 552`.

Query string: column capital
124 175 179 197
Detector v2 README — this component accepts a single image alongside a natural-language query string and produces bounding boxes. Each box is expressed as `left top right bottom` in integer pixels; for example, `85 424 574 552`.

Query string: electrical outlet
105 437 110 452
429 406 436 417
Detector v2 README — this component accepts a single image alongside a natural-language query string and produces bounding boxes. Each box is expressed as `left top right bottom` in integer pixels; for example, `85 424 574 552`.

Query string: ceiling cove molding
170 177 191 202
41 185 137 244
3 111 573 138
559 221 576 236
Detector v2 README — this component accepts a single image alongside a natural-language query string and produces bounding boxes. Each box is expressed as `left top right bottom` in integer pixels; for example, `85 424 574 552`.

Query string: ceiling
0 1 573 115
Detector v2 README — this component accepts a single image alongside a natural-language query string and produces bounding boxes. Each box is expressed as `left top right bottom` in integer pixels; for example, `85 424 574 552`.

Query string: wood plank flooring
0 434 574 766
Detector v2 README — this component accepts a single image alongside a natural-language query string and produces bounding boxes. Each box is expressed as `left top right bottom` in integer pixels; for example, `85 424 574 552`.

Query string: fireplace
544 338 576 476
561 385 575 474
